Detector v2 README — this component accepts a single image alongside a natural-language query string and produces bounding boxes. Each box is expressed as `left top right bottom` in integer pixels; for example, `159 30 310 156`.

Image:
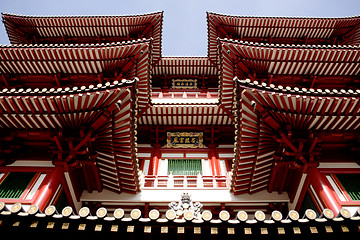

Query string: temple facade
0 12 360 238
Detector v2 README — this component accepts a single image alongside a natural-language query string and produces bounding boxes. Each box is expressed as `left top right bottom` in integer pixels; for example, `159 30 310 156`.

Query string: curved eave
0 80 139 194
231 79 360 194
138 104 233 126
0 80 135 128
0 39 151 75
0 39 150 114
219 39 360 111
1 205 359 237
2 12 163 62
208 12 360 61
153 56 218 76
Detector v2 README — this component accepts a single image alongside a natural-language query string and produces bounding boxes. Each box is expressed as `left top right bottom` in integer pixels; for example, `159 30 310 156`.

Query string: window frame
167 159 203 176
320 168 360 206
0 167 52 204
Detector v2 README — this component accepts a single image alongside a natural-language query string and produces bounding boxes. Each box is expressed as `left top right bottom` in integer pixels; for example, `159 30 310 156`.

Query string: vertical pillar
33 166 64 211
307 167 342 214
150 143 161 175
208 144 221 176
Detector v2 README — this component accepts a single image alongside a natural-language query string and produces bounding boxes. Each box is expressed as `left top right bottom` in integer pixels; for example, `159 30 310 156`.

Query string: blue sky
1 0 360 56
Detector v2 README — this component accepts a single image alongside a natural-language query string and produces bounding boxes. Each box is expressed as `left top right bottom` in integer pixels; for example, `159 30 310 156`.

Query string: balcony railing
140 173 231 189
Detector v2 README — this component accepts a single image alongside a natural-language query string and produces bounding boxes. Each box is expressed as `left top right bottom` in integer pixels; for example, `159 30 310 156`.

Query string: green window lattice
168 159 202 176
0 172 36 199
336 174 360 201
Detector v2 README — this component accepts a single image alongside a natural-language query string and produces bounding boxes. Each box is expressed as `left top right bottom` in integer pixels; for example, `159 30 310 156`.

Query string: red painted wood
307 167 342 214
151 144 162 175
32 166 64 211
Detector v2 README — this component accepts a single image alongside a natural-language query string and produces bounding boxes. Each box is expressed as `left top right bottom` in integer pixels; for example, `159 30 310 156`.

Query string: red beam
32 166 64 211
307 167 342 214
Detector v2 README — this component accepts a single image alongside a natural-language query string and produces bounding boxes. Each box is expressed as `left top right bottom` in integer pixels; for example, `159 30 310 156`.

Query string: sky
1 0 360 56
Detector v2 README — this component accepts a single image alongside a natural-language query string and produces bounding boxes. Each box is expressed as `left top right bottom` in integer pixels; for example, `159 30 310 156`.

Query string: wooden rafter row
0 80 139 194
208 12 360 62
231 78 360 194
139 105 233 126
153 57 218 76
2 12 163 62
0 41 151 110
219 39 360 113
0 86 127 129
93 88 139 193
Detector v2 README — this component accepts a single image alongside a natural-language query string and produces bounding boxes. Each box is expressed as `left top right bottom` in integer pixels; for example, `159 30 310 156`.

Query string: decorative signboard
172 79 197 89
166 132 203 148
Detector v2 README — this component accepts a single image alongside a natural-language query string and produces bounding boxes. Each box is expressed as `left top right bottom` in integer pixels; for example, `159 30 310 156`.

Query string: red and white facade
0 11 360 226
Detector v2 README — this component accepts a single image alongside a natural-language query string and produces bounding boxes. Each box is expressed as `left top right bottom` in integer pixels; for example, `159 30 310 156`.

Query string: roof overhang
0 40 151 109
218 39 360 112
0 80 139 194
2 12 163 62
208 12 360 62
232 78 360 195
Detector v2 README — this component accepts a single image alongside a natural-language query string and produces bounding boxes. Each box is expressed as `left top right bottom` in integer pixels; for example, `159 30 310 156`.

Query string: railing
140 173 231 189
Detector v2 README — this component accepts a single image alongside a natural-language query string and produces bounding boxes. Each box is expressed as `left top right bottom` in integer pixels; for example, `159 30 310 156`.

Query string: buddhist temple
0 11 360 238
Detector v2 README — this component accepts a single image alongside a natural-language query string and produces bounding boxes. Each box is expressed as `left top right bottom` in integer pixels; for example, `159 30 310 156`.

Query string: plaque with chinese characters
166 132 203 148
172 79 197 89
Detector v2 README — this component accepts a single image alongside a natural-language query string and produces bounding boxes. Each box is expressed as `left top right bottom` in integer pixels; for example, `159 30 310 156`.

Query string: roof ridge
1 11 163 19
220 38 360 49
207 11 360 20
0 38 151 48
0 79 136 96
235 77 360 97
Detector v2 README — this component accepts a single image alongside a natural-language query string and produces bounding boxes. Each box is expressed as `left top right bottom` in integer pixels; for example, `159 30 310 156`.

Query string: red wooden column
33 166 64 211
208 144 221 176
307 167 342 214
150 143 162 175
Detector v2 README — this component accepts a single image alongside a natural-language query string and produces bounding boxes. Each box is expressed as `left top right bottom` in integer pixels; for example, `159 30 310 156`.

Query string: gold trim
13 221 20 227
78 223 86 231
144 226 151 233
30 221 38 228
47 222 55 229
211 227 218 234
244 228 252 235
111 225 118 232
62 222 69 230
161 226 168 233
194 227 201 234
177 227 185 234
278 227 285 234
293 227 301 234
127 226 135 232
325 226 333 233
341 225 349 232
172 79 198 89
228 228 235 235
166 132 203 148
310 227 318 234
95 224 102 232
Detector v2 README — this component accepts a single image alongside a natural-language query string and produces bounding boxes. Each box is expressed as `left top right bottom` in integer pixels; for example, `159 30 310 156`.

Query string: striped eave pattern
219 39 360 112
153 57 218 76
93 89 139 193
207 12 360 62
2 12 163 62
0 82 139 193
0 40 150 110
0 86 127 129
232 79 360 194
139 105 232 125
